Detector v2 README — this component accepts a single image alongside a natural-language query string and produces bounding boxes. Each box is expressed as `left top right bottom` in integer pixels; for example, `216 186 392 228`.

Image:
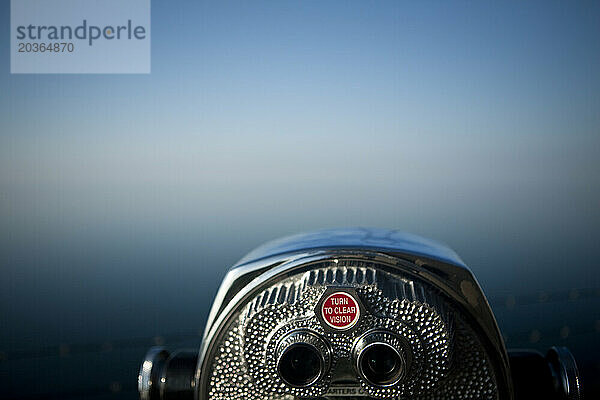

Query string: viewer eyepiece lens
359 343 404 386
277 343 323 387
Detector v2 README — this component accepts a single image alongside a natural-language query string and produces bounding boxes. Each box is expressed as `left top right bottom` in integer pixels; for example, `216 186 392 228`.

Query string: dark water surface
2 221 599 398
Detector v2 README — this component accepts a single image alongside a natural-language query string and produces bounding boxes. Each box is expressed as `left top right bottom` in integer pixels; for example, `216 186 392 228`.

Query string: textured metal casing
195 228 513 399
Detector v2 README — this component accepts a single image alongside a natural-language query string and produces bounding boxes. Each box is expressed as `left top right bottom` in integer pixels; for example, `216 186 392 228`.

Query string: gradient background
1 1 599 398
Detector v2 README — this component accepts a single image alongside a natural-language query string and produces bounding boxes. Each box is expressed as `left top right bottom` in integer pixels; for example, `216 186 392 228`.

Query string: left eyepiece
276 330 331 388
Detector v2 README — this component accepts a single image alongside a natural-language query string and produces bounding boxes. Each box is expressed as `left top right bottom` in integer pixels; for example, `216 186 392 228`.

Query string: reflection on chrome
138 228 583 400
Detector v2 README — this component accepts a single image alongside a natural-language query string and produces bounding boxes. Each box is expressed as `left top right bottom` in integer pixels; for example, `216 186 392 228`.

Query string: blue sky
1 0 599 293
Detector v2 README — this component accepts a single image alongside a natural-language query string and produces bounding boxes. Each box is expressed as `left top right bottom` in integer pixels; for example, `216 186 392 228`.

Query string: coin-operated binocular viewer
139 228 582 400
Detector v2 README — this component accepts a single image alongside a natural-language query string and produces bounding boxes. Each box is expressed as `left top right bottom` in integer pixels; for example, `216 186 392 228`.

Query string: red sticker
321 292 360 329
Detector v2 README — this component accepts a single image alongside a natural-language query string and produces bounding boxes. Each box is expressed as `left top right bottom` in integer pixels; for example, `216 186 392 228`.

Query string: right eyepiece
276 330 331 388
354 330 409 387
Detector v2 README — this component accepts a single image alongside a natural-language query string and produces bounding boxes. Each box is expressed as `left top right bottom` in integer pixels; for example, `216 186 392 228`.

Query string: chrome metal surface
197 228 512 399
508 348 583 400
547 347 583 400
353 330 409 387
197 254 504 399
137 228 585 399
275 329 331 388
138 348 197 400
139 347 169 400
235 227 467 268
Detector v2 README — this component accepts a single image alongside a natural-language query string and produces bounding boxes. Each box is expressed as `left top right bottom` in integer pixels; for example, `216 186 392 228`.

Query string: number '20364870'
18 42 74 52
